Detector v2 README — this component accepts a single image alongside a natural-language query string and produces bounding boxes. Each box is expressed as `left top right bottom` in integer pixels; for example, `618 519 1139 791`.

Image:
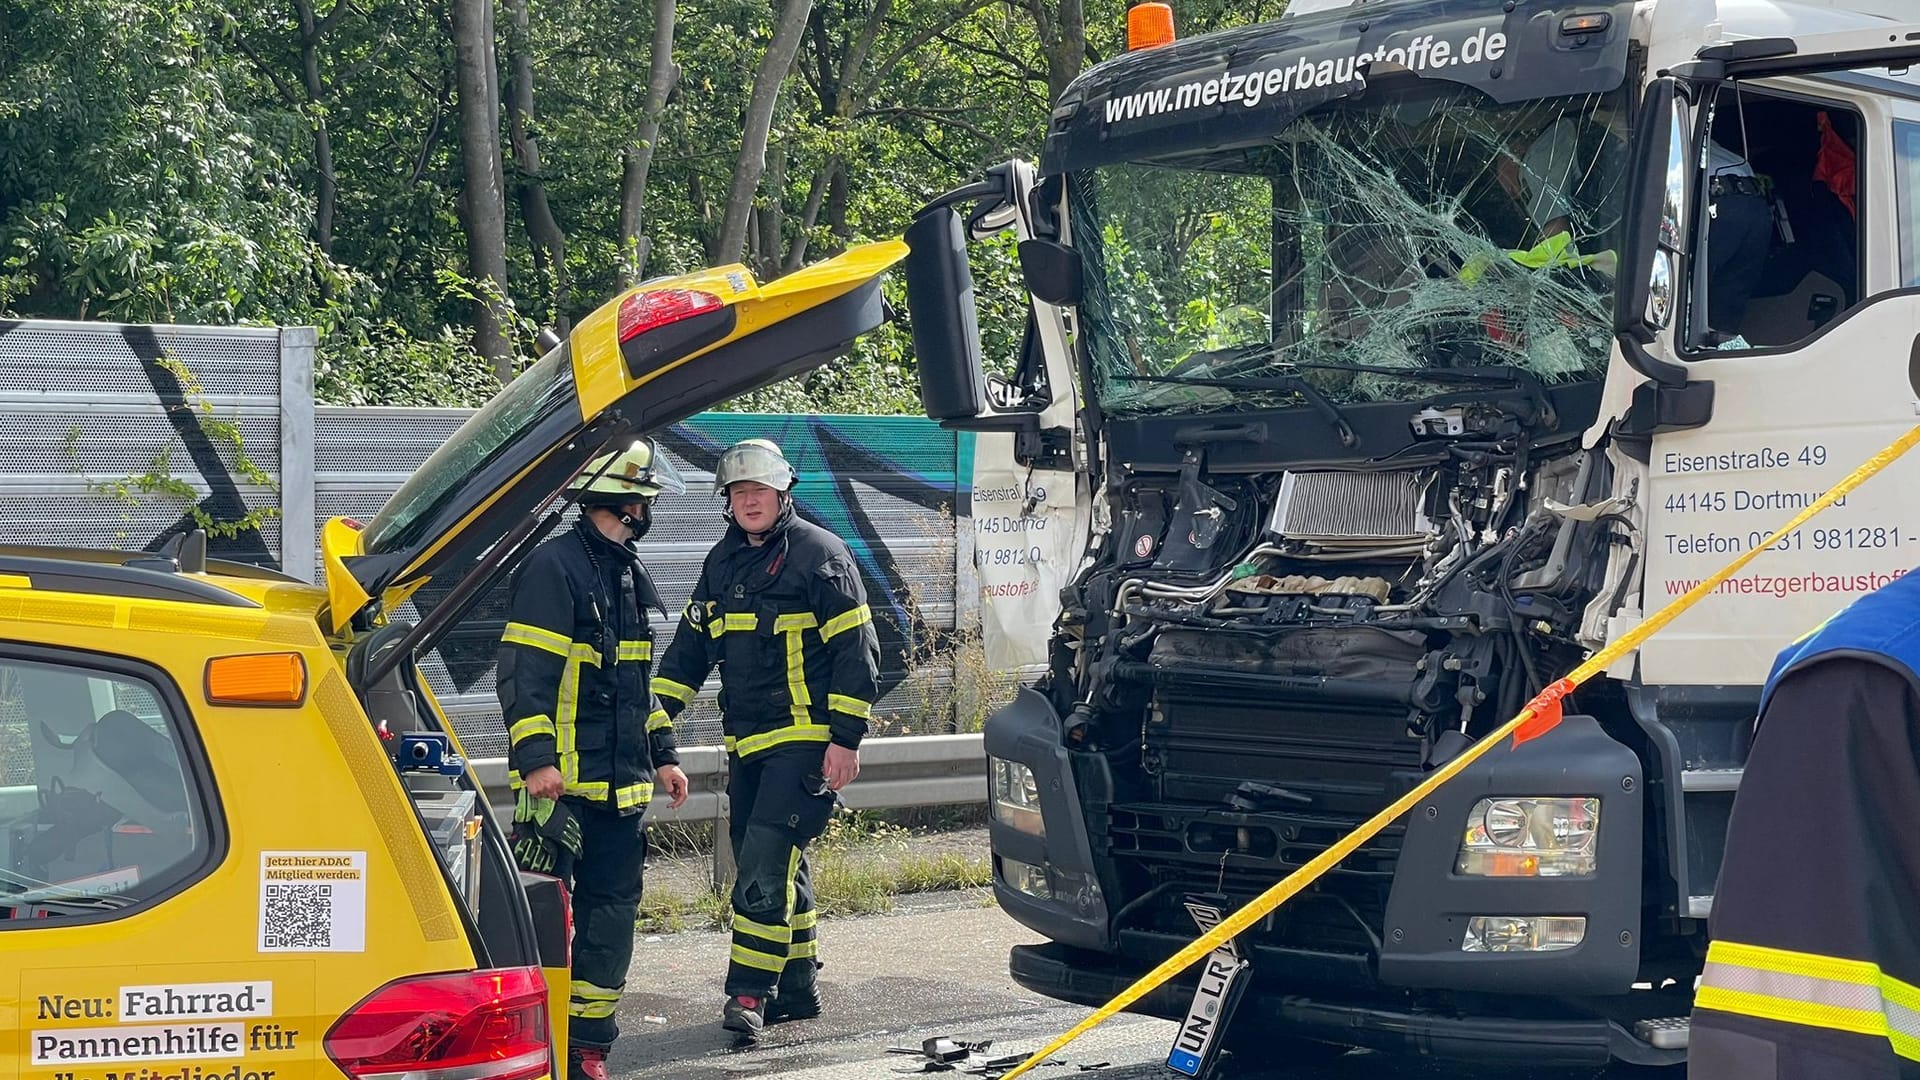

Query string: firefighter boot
567 1048 610 1080
766 960 822 1023
722 995 766 1037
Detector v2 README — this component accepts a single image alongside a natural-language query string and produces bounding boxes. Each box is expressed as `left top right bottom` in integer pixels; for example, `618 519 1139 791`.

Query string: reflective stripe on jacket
1692 568 1920 1075
498 518 679 813
652 509 879 758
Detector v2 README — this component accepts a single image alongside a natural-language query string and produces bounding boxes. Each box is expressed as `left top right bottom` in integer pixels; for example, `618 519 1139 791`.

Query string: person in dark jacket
1690 569 1920 1079
499 437 691 1080
651 438 880 1038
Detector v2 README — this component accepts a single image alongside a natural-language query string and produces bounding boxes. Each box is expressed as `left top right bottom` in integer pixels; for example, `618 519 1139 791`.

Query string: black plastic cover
1042 0 1634 175
1377 715 1642 995
983 687 1111 950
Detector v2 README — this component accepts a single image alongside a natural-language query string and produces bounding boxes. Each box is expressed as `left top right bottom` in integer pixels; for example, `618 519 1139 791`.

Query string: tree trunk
756 143 786 277
826 157 850 245
783 156 834 272
1045 0 1085 104
503 0 567 319
293 0 338 254
451 0 512 376
617 0 679 285
716 0 813 265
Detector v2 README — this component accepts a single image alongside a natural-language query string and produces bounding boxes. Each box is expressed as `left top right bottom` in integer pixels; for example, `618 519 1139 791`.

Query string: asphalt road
603 891 1673 1080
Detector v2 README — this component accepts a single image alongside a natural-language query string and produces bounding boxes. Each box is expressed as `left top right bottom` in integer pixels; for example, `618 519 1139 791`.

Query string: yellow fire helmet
568 436 687 505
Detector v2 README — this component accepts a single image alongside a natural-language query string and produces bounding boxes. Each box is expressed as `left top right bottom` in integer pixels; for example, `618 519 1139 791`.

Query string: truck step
1681 767 1743 792
1687 895 1713 918
1633 1016 1690 1050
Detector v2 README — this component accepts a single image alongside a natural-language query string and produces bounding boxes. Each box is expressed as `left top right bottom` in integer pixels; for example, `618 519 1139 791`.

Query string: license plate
1165 948 1248 1077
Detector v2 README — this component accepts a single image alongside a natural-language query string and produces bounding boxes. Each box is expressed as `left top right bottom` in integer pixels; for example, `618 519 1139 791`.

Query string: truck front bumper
1008 941 1685 1069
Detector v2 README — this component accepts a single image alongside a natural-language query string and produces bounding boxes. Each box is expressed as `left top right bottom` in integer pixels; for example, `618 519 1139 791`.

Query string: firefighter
499 437 692 1080
651 438 879 1038
1690 569 1920 1079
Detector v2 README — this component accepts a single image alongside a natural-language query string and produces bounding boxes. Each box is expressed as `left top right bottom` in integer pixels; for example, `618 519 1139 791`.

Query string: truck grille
1112 659 1427 961
1105 804 1398 957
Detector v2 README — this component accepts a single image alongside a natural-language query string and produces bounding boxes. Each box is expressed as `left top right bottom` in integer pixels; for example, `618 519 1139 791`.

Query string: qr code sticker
262 882 333 949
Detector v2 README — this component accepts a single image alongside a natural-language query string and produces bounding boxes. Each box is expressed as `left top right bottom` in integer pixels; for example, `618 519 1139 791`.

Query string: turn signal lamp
206 652 308 705
1128 3 1176 50
616 288 724 344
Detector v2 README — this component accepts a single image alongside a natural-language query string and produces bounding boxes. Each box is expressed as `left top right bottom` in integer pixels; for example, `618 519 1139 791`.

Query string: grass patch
808 812 991 917
637 880 729 934
637 814 991 931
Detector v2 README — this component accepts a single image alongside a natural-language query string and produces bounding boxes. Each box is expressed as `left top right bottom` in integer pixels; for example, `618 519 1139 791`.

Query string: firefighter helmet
713 438 798 495
568 437 685 505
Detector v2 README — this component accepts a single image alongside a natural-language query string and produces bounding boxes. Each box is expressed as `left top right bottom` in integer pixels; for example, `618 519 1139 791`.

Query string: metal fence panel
317 409 970 753
0 318 312 578
0 318 973 756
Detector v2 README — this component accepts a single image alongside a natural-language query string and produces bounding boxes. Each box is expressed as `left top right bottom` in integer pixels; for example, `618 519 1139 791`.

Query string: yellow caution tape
997 422 1920 1080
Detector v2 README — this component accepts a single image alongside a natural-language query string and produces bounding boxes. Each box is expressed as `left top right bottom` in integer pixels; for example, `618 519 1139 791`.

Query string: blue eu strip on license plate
1165 948 1248 1077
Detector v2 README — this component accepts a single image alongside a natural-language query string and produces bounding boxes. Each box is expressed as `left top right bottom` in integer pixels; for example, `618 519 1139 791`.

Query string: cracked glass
1074 85 1629 415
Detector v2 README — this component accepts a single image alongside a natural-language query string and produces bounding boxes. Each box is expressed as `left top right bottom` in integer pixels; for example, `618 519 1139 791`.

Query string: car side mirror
904 207 988 422
1019 239 1082 305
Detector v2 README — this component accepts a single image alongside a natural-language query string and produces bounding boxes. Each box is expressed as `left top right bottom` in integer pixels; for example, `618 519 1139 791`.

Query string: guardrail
470 733 988 885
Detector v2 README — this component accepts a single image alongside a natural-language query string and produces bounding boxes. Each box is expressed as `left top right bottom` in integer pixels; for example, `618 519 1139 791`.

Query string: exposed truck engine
901 0 1920 1068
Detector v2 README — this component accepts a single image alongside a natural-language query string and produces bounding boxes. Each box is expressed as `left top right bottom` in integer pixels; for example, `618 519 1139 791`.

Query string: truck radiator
1268 468 1429 542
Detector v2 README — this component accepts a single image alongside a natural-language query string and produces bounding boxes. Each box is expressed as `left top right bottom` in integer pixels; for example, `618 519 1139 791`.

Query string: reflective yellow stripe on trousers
1697 940 1920 1061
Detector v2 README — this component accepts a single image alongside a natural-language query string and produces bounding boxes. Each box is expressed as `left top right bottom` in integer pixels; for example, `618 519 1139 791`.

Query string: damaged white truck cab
904 0 1920 1068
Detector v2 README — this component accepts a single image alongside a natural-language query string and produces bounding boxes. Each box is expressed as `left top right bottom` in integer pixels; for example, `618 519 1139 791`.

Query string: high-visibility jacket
652 507 879 758
1691 568 1920 1077
498 519 679 814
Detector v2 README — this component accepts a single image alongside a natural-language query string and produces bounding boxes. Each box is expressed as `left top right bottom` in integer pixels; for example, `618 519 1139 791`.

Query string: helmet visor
714 443 795 494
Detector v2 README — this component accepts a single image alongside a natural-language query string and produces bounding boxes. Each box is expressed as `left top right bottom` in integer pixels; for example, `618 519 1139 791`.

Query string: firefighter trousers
723 747 837 999
515 797 648 1051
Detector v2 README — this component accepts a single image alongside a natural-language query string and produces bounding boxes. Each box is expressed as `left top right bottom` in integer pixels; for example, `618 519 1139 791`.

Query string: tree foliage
0 0 1276 411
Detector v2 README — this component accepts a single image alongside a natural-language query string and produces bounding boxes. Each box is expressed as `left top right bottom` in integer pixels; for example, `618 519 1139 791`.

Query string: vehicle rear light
324 967 549 1080
617 288 724 343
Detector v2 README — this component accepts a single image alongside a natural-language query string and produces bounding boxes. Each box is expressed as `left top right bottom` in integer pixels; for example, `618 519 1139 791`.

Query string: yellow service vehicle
0 242 903 1080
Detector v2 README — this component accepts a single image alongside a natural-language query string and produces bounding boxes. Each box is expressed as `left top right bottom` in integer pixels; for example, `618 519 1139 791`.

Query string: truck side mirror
1611 76 1696 396
1019 239 1082 305
1617 77 1685 346
905 207 988 422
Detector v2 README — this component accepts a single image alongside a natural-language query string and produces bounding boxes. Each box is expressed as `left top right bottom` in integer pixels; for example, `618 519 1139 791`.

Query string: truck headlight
991 757 1044 836
1462 915 1587 953
1456 797 1599 877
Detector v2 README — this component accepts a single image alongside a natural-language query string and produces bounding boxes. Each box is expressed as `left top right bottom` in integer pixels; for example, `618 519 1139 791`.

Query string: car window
0 655 215 921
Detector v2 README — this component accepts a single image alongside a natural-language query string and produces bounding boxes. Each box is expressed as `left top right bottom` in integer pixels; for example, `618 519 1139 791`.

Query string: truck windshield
1074 85 1628 416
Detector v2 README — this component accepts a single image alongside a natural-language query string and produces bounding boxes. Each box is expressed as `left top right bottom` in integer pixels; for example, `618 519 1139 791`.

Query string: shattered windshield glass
1074 85 1628 415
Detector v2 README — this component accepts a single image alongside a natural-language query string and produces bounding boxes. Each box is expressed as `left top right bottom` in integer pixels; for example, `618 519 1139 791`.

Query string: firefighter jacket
1691 569 1920 1077
652 506 879 758
498 518 679 814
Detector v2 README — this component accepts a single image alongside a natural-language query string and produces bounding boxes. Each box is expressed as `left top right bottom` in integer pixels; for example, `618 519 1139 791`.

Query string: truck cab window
1697 88 1861 350
1896 120 1920 288
0 657 213 921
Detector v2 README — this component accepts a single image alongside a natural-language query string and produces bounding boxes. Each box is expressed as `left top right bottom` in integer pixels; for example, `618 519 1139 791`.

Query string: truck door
1628 30 1920 919
906 162 1091 675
